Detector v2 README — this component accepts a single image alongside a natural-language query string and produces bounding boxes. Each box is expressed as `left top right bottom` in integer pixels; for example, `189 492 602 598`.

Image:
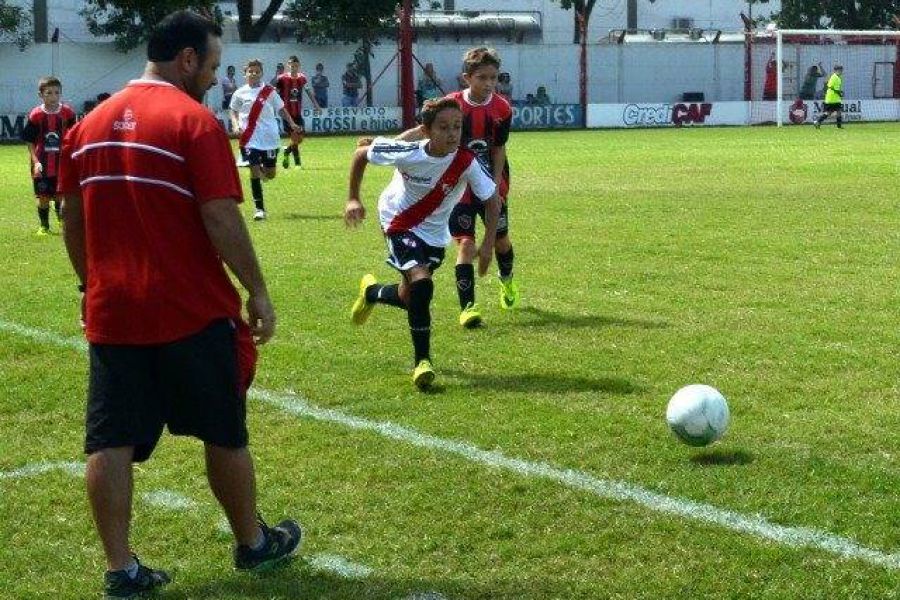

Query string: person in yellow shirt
815 64 844 128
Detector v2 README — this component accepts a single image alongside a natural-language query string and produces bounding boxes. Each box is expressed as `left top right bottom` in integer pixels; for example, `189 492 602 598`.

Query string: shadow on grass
689 448 754 467
166 566 548 599
443 368 638 395
515 306 668 330
282 212 344 221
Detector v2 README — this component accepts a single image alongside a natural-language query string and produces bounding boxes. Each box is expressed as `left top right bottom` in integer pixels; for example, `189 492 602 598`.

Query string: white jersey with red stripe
229 83 284 150
368 137 496 247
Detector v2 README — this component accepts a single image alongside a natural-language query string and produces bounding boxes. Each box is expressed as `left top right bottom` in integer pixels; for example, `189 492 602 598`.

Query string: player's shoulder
445 90 465 103
488 93 512 117
27 105 44 119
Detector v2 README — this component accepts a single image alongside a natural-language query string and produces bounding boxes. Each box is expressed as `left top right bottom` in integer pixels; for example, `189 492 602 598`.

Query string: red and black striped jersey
446 90 512 174
21 104 77 178
275 72 308 117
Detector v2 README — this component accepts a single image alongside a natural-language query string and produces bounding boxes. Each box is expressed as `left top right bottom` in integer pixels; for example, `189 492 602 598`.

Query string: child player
276 55 319 169
21 76 76 236
230 59 302 220
399 47 519 328
344 98 501 390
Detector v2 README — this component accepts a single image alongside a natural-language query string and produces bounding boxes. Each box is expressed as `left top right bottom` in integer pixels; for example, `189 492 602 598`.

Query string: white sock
124 559 139 579
249 527 266 551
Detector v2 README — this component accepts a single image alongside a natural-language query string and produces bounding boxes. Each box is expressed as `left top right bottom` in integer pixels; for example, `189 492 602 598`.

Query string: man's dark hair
147 10 222 63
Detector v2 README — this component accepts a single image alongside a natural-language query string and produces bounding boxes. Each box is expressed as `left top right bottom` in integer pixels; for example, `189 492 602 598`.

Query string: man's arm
229 109 241 135
344 146 369 227
304 87 321 110
62 192 87 285
200 198 275 344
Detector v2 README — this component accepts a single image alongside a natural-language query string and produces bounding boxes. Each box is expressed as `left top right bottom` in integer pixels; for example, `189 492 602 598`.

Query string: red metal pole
579 11 588 126
744 29 753 100
399 0 417 129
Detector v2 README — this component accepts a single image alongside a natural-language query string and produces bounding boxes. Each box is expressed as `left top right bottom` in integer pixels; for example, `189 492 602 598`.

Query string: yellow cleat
499 276 520 310
412 359 435 390
350 274 377 325
459 302 482 328
35 226 50 237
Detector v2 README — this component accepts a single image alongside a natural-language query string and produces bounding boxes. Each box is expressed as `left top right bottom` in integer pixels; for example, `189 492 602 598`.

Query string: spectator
220 64 237 110
311 62 329 108
269 62 284 87
525 93 536 105
496 72 512 99
456 71 467 91
762 52 783 101
534 85 551 105
342 63 362 107
799 63 824 100
416 62 443 106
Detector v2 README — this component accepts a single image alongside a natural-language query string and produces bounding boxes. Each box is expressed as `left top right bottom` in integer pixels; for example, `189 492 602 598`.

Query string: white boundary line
141 490 198 511
2 319 898 571
309 554 374 579
0 460 84 479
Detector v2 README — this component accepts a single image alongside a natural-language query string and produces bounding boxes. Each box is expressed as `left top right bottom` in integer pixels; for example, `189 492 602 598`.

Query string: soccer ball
666 384 730 447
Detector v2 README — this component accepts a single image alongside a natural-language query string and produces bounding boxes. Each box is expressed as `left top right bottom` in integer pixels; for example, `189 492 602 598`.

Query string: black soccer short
384 231 445 273
283 116 305 132
245 148 279 169
449 199 509 241
85 318 257 462
823 102 842 113
33 176 57 198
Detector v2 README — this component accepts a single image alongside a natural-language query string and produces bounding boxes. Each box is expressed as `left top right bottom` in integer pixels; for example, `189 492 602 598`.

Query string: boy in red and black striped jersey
275 55 320 169
399 47 519 328
21 76 76 236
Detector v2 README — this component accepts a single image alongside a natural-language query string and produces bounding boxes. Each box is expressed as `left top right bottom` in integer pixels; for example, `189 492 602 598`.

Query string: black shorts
283 116 305 131
244 148 279 169
449 199 509 240
33 176 57 198
384 231 445 273
85 318 257 462
824 102 842 113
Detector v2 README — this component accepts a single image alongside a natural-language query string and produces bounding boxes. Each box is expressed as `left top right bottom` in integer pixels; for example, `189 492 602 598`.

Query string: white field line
142 490 198 511
2 319 899 571
309 554 374 579
0 460 84 479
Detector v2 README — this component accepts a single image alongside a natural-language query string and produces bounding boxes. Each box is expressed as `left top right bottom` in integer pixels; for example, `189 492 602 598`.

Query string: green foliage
754 0 900 29
79 1 220 52
551 0 597 43
283 0 400 45
0 0 31 49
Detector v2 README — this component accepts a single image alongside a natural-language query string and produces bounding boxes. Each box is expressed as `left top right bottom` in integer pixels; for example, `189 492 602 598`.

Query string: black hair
147 10 222 63
420 97 462 128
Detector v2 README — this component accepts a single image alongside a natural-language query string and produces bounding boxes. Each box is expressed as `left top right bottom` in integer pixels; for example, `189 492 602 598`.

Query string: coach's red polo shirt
59 79 244 345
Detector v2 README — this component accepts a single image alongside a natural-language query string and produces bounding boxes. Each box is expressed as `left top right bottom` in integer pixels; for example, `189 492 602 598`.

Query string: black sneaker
103 555 171 599
234 516 303 572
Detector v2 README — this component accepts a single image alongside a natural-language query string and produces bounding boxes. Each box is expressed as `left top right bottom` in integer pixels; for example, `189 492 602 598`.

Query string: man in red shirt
275 54 319 168
59 11 300 598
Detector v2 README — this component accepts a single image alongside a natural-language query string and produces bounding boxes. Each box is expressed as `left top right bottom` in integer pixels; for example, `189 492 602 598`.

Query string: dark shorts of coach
85 318 258 463
33 176 57 198
244 148 279 169
823 102 842 113
384 231 446 274
449 198 509 241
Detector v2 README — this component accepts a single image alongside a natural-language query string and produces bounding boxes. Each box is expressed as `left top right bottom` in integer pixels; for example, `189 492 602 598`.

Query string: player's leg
486 187 519 309
449 198 481 328
35 195 52 235
248 155 266 220
399 266 436 390
836 108 843 128
291 116 303 166
350 232 425 325
281 118 292 169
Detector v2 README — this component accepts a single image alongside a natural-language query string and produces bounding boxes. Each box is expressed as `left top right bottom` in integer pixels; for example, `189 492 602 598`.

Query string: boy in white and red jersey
20 76 76 235
399 47 519 328
275 55 319 168
230 59 301 221
344 98 500 390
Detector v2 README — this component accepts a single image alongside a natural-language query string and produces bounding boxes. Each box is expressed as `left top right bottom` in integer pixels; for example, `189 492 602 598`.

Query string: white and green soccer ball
666 384 730 447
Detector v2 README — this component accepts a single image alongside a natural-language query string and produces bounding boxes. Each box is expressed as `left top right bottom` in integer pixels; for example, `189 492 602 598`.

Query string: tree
753 0 900 29
0 0 31 48
553 0 597 44
80 1 219 52
283 0 402 107
235 0 287 43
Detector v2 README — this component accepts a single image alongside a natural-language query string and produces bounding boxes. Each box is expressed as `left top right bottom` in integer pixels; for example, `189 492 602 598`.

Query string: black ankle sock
37 207 50 229
366 283 405 308
292 146 301 164
52 199 62 219
455 263 475 309
407 278 434 363
496 246 515 279
837 115 843 128
250 178 264 210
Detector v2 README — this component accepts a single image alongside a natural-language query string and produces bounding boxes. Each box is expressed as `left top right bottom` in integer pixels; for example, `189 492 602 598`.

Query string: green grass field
1 124 899 599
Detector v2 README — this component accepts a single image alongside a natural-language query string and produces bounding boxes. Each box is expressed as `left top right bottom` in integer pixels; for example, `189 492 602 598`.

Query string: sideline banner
512 104 583 129
300 106 401 133
751 99 900 125
0 114 25 141
588 102 748 128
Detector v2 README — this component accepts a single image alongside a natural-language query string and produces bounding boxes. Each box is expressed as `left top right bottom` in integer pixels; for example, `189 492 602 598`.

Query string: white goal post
772 28 900 126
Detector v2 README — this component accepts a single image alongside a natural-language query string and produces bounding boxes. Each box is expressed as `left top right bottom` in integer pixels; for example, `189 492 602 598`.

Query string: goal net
748 29 900 126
